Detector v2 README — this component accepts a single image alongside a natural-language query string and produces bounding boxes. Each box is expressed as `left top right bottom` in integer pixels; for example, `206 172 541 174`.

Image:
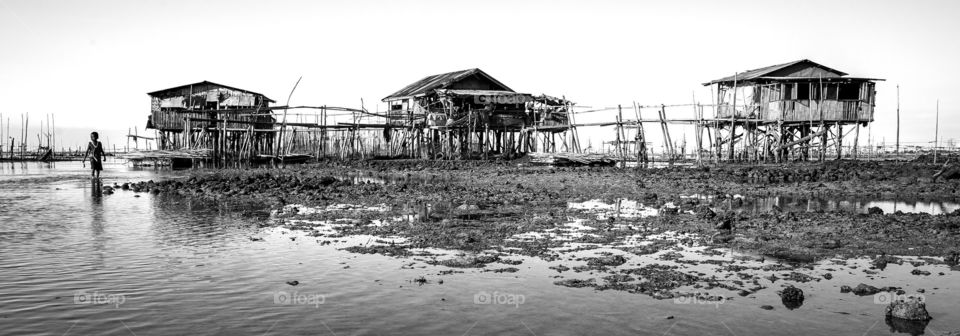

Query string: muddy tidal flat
2 160 960 335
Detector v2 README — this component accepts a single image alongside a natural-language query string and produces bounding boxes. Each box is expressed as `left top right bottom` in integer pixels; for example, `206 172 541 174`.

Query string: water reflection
885 316 930 336
683 193 960 215
729 196 960 215
89 178 106 268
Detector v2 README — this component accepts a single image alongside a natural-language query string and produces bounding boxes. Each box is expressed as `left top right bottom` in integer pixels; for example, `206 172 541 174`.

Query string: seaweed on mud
341 245 412 257
586 255 627 267
619 239 677 256
501 237 564 260
756 247 819 264
553 278 597 288
427 255 500 268
618 264 701 298
659 251 685 261
872 254 904 270
783 272 818 283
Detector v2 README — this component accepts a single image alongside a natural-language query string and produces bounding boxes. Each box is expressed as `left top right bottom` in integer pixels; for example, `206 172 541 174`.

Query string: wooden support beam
777 127 829 150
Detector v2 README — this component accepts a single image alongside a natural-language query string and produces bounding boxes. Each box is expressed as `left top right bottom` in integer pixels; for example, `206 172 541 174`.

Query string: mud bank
122 160 960 260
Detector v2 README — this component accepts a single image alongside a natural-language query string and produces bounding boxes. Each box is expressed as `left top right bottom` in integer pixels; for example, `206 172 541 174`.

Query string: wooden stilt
853 121 860 160
835 122 842 160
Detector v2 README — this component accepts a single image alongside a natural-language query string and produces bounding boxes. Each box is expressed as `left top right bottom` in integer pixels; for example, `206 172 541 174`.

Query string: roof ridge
382 68 513 101
704 59 850 85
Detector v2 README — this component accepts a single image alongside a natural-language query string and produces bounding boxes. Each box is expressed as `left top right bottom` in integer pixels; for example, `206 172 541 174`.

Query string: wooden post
934 99 940 164
777 122 784 163
714 117 721 163
51 114 56 159
895 85 900 155
727 121 736 161
616 105 627 168
693 100 702 166
728 74 737 161
322 105 327 158
275 76 303 164
632 102 645 167
853 121 860 160
835 122 842 160
658 104 673 163
819 123 827 162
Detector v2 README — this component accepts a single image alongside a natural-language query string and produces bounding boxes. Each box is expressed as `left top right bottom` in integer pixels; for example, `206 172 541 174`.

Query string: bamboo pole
619 107 628 166
23 113 28 159
835 122 842 160
853 120 860 160
934 99 940 164
728 74 737 161
659 104 673 162
692 94 702 166
615 105 627 168
896 85 900 155
632 102 645 167
275 76 303 164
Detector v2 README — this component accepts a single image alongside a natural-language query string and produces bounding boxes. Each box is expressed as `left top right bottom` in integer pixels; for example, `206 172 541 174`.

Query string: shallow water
2 162 958 335
742 196 960 215
682 193 960 215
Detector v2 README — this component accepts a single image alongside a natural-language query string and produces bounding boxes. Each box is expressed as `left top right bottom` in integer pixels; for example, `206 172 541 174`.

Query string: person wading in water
82 132 105 179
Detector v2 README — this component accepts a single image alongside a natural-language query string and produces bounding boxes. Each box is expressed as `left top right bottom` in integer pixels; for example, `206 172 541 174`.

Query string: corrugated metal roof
147 81 276 103
382 68 513 101
704 59 849 86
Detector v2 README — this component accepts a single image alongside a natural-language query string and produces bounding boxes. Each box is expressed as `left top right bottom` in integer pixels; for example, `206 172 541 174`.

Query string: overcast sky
1 0 957 150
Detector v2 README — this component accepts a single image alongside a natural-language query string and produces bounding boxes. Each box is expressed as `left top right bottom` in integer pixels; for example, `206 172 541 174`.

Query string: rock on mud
885 297 932 321
778 286 804 309
851 283 881 296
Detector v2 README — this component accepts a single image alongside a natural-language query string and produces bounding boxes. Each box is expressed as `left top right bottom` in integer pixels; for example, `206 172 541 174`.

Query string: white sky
1 0 958 150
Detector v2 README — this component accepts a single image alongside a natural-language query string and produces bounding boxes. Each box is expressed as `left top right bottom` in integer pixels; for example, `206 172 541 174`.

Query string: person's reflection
91 178 102 202
89 178 106 265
